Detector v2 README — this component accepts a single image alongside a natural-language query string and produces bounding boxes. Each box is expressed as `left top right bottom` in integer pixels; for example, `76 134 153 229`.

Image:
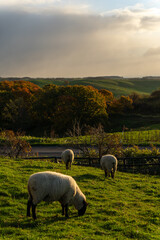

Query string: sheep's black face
78 200 87 216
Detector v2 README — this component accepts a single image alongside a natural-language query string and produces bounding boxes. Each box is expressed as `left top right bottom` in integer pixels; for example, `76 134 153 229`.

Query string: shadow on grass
74 173 102 182
1 213 79 230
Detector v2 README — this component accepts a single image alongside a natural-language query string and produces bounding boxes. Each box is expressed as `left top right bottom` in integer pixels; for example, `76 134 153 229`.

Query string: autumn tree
32 85 108 136
2 98 31 131
0 80 40 132
99 89 114 108
62 85 108 127
109 95 133 114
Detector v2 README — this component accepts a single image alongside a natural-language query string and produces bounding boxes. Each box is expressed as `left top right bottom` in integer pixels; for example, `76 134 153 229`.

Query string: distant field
0 158 160 239
1 129 160 146
1 76 160 96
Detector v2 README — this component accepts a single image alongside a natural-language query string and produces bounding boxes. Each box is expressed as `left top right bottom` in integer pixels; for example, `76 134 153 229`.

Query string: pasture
0 129 160 146
0 158 160 239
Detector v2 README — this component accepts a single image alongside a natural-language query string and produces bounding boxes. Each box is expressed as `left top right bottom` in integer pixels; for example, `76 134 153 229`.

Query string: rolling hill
1 76 160 97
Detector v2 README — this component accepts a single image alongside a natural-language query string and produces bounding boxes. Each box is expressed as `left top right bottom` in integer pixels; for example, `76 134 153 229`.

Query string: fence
118 156 160 175
23 155 160 175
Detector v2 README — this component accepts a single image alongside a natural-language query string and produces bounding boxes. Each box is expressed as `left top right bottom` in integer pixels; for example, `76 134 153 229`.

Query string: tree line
0 80 160 136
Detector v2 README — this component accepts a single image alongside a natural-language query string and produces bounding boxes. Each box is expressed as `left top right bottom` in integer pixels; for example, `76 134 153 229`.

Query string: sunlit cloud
0 3 160 77
0 0 61 5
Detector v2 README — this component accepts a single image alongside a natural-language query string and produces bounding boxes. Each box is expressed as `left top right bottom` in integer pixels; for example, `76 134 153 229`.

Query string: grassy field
0 158 160 239
1 129 160 147
19 129 160 145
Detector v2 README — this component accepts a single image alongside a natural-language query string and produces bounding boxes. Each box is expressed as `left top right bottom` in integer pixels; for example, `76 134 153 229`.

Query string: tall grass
121 130 160 145
0 158 160 239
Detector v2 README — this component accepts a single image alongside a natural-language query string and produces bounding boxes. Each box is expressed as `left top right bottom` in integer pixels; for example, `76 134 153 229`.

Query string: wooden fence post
123 158 126 171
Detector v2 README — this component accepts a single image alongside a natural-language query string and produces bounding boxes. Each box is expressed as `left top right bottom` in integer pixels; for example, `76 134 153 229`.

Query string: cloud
0 0 90 15
101 4 160 31
0 4 160 77
144 47 160 57
0 0 60 6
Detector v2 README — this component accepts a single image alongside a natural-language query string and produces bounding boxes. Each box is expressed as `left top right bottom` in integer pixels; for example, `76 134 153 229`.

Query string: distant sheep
100 154 118 179
27 171 87 220
61 149 74 169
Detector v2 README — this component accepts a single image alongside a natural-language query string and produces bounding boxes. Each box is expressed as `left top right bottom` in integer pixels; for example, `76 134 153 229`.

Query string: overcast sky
1 0 160 78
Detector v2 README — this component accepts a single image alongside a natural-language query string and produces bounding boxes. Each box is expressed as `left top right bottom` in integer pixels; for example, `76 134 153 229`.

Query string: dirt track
31 146 81 157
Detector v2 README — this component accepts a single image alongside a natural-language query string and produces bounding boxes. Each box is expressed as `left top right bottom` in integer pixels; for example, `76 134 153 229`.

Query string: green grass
21 129 160 146
2 129 160 147
2 129 160 146
0 158 160 239
120 129 160 145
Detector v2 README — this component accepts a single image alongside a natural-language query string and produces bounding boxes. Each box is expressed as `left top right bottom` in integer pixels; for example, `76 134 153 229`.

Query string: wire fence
23 155 160 175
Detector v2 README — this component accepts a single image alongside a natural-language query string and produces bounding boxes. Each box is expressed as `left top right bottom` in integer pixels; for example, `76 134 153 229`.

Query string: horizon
2 75 160 80
1 1 160 78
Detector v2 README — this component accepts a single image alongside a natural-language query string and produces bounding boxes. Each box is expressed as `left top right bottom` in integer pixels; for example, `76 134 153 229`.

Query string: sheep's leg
64 204 69 218
105 170 108 178
111 171 115 179
32 203 37 220
27 199 32 217
66 162 69 170
62 204 65 215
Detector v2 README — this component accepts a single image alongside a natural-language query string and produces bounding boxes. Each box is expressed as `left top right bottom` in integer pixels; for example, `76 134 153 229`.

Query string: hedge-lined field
22 129 160 146
1 129 160 146
0 158 160 239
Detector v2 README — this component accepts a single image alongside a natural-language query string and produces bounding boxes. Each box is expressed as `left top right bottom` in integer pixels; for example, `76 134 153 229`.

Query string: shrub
0 130 31 158
122 144 160 158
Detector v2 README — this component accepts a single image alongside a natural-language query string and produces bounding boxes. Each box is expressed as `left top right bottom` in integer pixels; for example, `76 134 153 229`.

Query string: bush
122 144 160 158
0 130 31 158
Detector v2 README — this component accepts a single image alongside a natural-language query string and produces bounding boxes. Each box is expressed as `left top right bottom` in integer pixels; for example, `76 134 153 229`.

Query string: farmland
0 158 160 239
7 129 160 146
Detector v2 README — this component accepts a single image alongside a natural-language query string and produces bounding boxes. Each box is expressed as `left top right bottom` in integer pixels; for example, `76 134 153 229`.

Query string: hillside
0 158 160 239
1 76 160 97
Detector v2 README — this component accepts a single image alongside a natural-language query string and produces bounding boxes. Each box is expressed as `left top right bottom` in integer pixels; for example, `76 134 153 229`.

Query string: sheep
27 171 87 220
100 154 118 179
61 149 74 169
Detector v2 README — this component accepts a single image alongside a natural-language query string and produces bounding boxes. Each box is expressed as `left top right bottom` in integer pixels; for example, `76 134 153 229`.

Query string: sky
1 0 160 78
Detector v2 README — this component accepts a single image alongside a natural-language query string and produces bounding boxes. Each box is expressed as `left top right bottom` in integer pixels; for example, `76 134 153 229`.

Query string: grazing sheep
100 154 118 179
27 171 87 220
61 149 74 169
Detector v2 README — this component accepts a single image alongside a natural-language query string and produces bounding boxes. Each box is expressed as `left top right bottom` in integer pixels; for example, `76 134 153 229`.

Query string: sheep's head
78 200 88 216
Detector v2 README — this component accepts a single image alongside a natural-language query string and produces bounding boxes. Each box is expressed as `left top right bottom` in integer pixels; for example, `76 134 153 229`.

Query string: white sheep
27 171 87 219
61 149 74 169
100 154 118 179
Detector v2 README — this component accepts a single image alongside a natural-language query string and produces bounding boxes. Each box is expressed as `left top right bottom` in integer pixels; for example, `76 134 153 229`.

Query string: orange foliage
110 95 133 114
0 80 40 99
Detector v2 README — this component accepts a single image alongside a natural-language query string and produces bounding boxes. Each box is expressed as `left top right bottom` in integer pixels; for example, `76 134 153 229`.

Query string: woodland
0 80 160 137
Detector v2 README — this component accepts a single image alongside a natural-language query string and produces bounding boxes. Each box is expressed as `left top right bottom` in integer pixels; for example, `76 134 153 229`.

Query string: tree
68 124 122 161
32 85 108 136
99 89 114 108
0 81 41 133
109 96 133 114
2 97 32 131
62 85 108 127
